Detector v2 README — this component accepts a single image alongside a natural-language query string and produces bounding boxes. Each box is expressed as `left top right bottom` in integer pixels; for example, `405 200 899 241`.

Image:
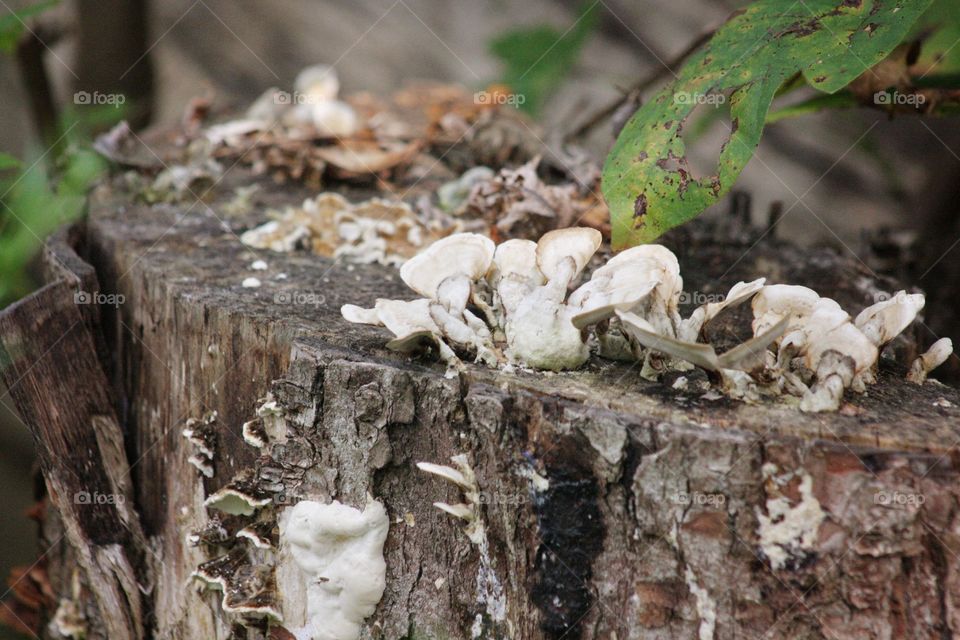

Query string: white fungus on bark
278 497 389 640
341 230 951 411
756 468 825 570
908 337 954 384
417 455 485 545
684 566 717 640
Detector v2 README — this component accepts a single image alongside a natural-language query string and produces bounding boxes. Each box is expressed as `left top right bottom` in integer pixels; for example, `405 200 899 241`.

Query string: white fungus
908 337 953 384
756 469 825 570
279 497 389 640
341 230 950 411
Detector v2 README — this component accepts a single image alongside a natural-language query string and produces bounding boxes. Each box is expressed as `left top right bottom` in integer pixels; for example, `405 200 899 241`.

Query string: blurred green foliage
0 2 130 308
489 1 598 115
0 0 58 54
0 111 111 306
912 0 960 85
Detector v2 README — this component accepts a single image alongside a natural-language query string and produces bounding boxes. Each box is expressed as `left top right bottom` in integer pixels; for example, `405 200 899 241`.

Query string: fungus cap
854 292 925 347
491 239 544 284
399 233 495 298
293 64 340 103
535 227 601 282
752 284 823 336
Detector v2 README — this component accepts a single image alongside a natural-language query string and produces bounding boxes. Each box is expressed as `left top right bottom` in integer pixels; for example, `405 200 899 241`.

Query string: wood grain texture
0 279 147 640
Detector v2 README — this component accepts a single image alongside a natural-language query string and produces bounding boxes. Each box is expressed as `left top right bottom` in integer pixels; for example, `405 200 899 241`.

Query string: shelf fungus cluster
342 229 952 412
241 192 444 266
182 411 218 478
187 395 393 639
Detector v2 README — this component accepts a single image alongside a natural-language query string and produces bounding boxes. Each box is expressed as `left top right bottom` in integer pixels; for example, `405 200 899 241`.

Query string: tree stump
3 157 960 640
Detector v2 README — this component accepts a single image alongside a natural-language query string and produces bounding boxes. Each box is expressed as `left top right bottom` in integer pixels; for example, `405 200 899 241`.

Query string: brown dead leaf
316 140 420 174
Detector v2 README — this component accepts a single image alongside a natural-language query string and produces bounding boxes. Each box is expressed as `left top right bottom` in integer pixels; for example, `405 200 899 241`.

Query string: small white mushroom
504 289 588 371
433 502 474 521
343 298 463 367
567 248 671 329
294 64 340 103
398 234 498 363
241 419 269 449
854 291 925 348
416 455 484 544
800 350 857 412
399 233 495 301
799 305 877 376
341 303 387 326
496 228 601 370
311 100 360 137
908 337 953 384
535 227 601 284
751 284 821 338
488 239 544 316
586 245 683 339
189 454 215 478
416 461 471 489
237 521 276 550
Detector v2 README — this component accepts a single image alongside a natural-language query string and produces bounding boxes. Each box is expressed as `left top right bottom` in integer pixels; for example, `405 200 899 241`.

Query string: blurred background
1 1 959 637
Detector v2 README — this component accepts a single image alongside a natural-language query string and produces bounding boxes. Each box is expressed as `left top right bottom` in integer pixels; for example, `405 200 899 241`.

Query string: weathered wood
4 160 960 640
0 279 147 640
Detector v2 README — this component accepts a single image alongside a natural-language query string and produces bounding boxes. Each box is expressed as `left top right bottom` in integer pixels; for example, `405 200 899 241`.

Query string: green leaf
602 0 933 249
766 91 858 123
911 0 960 77
489 1 598 114
0 0 59 54
0 152 20 171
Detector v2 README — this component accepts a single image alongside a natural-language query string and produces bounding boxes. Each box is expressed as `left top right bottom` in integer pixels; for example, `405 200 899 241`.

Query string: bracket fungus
204 470 275 516
191 549 283 623
417 455 485 545
182 411 218 478
241 193 444 266
342 229 953 411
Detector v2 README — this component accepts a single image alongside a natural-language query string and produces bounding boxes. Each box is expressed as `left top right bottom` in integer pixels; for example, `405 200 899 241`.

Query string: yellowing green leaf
602 0 933 249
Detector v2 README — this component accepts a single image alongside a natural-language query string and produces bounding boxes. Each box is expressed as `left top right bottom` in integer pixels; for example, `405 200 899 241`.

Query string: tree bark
2 164 960 640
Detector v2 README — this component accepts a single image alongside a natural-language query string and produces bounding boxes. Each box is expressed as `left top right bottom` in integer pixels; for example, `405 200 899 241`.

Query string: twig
564 28 714 142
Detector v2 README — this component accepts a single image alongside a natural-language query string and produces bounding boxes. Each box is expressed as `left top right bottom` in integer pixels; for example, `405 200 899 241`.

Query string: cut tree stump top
87 166 960 456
